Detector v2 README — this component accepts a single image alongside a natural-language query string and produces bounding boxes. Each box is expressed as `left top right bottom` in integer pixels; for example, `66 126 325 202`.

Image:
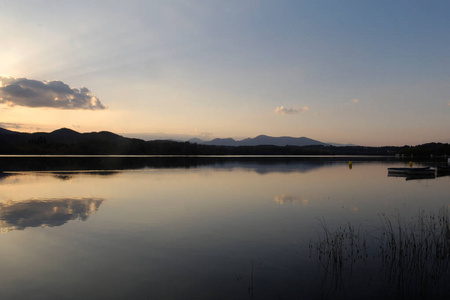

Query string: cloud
0 122 50 132
194 128 213 138
0 122 23 129
0 76 106 110
275 106 309 115
343 99 360 107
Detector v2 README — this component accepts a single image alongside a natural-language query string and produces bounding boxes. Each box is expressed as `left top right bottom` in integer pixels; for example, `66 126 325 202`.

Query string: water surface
0 157 449 299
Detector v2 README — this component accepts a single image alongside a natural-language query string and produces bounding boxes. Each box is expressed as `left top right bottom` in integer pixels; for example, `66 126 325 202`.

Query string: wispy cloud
275 106 309 115
0 76 106 110
342 99 360 108
194 129 213 138
0 122 49 132
0 122 23 130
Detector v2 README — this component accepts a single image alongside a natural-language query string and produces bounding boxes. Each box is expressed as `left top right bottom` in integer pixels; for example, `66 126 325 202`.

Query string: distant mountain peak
190 135 328 147
211 138 236 142
51 128 81 135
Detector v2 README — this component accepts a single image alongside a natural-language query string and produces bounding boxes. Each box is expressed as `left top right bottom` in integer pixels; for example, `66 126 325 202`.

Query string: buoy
349 161 352 169
409 161 413 167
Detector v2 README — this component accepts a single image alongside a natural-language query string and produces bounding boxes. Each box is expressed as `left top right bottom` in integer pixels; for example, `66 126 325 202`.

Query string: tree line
0 129 448 156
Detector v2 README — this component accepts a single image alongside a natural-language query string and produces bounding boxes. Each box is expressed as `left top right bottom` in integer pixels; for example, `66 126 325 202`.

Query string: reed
311 207 450 299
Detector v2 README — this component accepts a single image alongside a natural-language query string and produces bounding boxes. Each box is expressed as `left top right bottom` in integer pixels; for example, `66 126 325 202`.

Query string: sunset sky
1 0 449 146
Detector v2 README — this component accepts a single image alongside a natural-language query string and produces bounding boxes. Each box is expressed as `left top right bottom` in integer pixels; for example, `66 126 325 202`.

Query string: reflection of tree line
0 156 396 173
0 171 120 183
50 171 119 181
0 198 104 233
310 207 450 299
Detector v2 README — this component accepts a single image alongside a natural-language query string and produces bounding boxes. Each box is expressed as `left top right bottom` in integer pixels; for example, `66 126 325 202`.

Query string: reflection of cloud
0 76 106 110
274 194 309 205
0 198 104 233
275 106 309 115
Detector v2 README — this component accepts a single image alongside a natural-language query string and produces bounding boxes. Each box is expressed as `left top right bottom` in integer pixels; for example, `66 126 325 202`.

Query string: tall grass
310 207 450 299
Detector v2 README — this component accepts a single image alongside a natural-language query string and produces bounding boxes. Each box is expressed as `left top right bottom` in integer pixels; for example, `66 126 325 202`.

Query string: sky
0 0 449 146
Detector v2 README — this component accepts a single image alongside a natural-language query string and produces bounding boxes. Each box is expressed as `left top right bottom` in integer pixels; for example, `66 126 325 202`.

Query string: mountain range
189 135 329 147
0 127 334 147
0 127 447 156
0 127 360 155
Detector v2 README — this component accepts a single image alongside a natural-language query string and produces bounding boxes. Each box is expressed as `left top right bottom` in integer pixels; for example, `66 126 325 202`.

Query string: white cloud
0 76 106 110
275 106 309 115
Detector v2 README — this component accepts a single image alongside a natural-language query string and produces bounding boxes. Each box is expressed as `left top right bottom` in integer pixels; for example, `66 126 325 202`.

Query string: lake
0 156 449 299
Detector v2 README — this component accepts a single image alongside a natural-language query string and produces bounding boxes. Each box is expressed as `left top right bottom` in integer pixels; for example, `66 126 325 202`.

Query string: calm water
0 157 449 299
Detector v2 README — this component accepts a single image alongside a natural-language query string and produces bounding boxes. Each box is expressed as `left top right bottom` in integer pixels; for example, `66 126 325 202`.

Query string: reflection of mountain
0 171 120 183
50 171 119 181
0 156 394 174
221 161 330 175
0 198 104 233
0 172 14 181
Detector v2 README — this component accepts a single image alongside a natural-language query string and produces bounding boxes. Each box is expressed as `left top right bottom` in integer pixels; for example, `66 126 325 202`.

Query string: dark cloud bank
0 76 106 110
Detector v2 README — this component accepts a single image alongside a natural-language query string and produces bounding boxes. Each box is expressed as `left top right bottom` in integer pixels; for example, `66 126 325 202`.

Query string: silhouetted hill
243 135 327 146
189 135 328 147
49 128 82 138
0 128 16 135
0 127 448 156
207 138 240 146
0 128 132 154
0 128 26 144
